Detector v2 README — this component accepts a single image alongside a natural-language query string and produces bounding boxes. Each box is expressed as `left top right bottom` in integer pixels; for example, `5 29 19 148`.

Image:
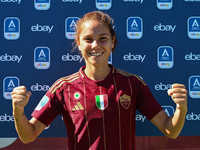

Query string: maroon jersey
32 65 163 150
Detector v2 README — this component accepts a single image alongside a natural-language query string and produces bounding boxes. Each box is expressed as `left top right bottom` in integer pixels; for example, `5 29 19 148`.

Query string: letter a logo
131 20 138 28
127 17 143 39
162 49 169 57
192 19 199 28
34 47 50 69
189 76 200 98
38 49 46 58
65 17 79 39
3 77 20 100
4 17 20 40
188 17 200 39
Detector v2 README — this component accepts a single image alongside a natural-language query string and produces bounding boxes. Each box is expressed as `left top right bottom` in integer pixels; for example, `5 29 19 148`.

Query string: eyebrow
82 33 110 38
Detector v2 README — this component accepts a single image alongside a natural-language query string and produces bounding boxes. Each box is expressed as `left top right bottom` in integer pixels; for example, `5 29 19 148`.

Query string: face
78 20 115 67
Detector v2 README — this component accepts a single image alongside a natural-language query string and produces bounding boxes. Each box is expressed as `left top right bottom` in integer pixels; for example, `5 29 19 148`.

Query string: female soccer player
11 11 187 150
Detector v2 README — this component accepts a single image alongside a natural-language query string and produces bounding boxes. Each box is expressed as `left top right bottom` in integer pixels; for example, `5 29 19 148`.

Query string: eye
84 37 93 43
100 37 108 41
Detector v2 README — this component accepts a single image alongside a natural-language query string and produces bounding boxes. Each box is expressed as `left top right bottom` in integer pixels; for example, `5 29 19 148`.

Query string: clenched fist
11 86 32 116
168 84 188 112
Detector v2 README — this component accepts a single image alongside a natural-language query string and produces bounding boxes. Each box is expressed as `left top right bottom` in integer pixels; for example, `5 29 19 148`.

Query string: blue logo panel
157 0 173 10
188 17 200 39
4 17 20 40
96 0 112 10
127 17 143 39
189 76 200 98
65 17 79 40
157 46 173 69
34 0 50 10
34 47 50 69
3 77 20 100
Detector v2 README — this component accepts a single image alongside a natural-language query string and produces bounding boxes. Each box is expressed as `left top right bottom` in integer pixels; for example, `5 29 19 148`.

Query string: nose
91 40 99 49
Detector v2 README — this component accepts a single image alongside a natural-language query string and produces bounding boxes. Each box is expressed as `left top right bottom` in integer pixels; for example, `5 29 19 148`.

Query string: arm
150 83 187 139
11 86 46 144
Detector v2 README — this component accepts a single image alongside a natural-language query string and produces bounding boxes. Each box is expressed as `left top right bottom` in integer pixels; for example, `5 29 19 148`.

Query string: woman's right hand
11 86 32 116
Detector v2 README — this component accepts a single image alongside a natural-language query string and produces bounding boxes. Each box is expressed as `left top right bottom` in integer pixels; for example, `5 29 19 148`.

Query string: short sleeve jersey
32 65 163 150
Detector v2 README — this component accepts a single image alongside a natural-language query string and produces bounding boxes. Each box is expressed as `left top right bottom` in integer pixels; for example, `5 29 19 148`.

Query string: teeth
90 53 102 56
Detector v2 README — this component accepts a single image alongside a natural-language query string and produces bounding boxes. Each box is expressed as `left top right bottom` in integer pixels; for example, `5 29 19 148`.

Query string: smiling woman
11 11 187 150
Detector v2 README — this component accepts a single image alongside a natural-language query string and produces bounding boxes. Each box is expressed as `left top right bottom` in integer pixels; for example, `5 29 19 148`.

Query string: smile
90 52 104 56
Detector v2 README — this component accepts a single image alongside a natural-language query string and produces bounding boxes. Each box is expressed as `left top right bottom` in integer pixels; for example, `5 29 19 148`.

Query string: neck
84 64 111 81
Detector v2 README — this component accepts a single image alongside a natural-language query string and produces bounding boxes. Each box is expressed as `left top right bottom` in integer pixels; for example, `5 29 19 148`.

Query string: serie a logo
127 17 143 39
65 17 79 39
3 77 20 100
188 17 200 39
34 47 50 69
4 17 20 40
189 76 200 98
157 46 174 69
34 0 50 10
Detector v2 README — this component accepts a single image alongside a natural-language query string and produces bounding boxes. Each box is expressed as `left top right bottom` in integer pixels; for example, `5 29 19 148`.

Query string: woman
11 11 187 150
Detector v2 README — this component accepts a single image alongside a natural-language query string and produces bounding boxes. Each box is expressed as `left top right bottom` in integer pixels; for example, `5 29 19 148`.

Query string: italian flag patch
95 94 108 110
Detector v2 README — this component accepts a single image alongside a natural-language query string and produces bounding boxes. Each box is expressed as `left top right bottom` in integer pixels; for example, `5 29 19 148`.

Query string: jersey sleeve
31 88 64 127
134 77 163 121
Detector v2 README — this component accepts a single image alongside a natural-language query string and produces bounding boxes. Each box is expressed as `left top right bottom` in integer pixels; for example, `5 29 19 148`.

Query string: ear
112 36 115 49
76 39 81 51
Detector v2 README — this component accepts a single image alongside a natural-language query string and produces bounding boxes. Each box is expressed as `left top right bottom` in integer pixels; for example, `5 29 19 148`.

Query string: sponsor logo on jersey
120 94 131 109
4 17 20 40
72 102 84 111
95 94 108 110
157 46 174 69
127 17 143 39
154 23 176 33
62 53 83 62
155 82 172 91
34 0 50 10
162 106 174 117
188 17 200 39
31 83 49 91
96 0 112 10
185 53 200 60
157 0 173 10
35 95 49 111
65 17 79 39
31 24 54 33
62 0 82 3
0 53 22 63
0 114 14 122
0 0 21 4
3 77 19 100
123 53 146 62
189 76 200 98
124 0 143 3
34 47 50 69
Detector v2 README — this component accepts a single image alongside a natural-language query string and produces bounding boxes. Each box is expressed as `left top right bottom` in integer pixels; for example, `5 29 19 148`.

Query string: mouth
89 52 104 56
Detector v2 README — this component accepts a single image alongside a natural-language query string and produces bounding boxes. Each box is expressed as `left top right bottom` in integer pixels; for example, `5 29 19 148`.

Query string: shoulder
49 72 82 94
115 68 146 86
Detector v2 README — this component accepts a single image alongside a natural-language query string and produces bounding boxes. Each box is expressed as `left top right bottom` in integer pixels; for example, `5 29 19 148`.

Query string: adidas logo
72 102 84 111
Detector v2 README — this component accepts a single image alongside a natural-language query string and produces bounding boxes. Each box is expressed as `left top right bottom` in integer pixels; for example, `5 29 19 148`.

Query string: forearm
165 107 187 139
13 111 36 144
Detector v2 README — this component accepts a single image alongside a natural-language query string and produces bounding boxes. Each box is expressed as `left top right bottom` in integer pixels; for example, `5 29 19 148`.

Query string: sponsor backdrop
0 0 200 149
